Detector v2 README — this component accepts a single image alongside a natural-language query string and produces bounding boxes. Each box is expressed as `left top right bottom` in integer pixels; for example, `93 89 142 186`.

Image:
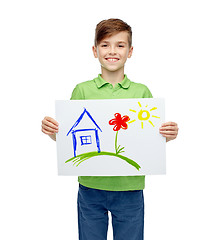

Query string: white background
0 0 223 239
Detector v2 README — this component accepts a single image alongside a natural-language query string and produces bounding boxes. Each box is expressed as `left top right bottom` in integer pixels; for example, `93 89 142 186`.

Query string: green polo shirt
70 74 153 191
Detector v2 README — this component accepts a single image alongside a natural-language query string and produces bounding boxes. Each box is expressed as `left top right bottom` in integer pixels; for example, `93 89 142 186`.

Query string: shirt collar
118 74 131 89
94 74 109 88
94 74 131 89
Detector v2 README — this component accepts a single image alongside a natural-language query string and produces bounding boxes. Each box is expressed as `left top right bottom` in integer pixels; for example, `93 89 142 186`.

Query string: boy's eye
118 45 124 48
101 44 108 47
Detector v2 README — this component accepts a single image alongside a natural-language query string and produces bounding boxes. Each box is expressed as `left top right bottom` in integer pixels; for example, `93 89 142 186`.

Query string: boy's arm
41 85 82 141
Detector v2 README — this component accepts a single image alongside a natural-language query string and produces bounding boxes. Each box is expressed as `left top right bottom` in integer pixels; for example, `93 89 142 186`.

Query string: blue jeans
77 184 144 240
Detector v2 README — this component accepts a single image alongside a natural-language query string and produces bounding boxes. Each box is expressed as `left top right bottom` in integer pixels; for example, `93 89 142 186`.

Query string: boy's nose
109 46 116 55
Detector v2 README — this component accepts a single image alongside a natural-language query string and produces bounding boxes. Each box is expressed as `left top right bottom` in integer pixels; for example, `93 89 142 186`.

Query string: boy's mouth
105 58 119 62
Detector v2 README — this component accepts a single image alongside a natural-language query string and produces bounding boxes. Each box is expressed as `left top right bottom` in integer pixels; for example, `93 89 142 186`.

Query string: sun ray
141 122 144 129
128 119 136 124
152 115 160 118
150 107 157 111
138 102 142 107
148 120 155 127
129 109 136 113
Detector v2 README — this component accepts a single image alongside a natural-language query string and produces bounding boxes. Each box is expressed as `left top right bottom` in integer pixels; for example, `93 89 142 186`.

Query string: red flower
109 113 130 131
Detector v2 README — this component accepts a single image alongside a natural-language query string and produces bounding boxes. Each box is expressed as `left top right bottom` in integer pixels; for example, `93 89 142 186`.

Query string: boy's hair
94 18 132 47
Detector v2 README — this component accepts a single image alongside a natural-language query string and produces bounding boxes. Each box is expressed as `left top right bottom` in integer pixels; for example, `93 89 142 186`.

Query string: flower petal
109 119 117 125
121 115 130 122
121 122 128 130
113 124 121 131
114 113 122 120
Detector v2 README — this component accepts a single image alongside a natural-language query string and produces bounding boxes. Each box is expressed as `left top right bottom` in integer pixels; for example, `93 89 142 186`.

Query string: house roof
67 108 102 136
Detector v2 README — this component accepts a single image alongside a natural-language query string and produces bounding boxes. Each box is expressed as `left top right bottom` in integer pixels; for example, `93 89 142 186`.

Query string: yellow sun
128 102 160 129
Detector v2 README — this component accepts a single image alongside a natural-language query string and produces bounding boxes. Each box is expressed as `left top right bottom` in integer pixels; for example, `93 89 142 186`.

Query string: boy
42 18 178 240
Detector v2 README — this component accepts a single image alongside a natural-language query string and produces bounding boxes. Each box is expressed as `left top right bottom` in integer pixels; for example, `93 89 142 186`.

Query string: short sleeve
70 85 84 100
143 85 153 98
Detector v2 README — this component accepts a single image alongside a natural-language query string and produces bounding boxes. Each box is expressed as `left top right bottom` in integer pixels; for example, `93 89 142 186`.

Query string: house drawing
67 108 102 157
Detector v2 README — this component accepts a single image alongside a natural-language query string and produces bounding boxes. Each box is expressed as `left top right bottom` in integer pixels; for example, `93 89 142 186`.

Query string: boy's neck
101 68 125 86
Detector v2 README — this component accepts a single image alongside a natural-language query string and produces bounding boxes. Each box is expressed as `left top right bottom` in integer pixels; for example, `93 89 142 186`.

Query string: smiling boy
42 18 178 240
92 31 133 84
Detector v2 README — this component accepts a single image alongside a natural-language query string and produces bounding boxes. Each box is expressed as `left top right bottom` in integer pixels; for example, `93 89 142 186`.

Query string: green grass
65 151 141 170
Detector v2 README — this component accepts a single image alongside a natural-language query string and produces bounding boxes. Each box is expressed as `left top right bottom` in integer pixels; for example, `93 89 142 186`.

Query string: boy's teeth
107 58 118 62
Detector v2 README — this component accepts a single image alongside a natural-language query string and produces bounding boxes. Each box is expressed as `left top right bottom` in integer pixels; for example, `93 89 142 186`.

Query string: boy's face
92 31 133 73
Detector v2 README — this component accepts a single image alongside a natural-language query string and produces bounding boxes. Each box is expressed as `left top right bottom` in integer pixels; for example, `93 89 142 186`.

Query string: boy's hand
41 116 59 141
159 122 179 142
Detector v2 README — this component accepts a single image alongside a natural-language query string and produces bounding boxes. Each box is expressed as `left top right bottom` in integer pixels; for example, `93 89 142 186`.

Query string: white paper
56 98 166 176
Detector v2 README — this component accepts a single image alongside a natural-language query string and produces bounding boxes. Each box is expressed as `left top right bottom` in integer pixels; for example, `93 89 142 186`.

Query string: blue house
67 108 102 157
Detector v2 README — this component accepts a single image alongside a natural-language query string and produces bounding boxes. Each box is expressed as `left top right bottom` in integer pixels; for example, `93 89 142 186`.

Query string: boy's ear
92 46 98 58
128 46 133 58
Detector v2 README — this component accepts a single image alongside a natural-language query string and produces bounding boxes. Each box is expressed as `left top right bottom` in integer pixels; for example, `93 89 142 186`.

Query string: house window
80 135 92 145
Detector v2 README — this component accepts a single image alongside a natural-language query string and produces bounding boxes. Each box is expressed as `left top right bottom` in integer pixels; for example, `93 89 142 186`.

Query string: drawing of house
67 108 102 157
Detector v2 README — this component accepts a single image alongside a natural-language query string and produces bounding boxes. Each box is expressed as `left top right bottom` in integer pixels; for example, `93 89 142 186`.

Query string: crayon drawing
66 110 141 170
56 98 166 176
129 102 160 129
66 108 102 157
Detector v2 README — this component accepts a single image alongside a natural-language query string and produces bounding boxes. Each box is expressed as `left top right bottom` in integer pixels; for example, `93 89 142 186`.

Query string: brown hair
94 18 132 47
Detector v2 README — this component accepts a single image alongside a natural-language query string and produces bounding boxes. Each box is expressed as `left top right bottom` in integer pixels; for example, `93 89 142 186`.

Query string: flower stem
115 131 118 154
